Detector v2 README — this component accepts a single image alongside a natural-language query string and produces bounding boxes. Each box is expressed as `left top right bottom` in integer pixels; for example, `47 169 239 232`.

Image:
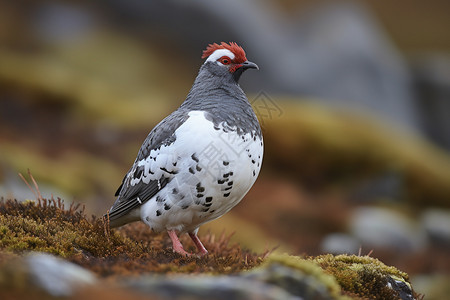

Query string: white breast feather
139 111 263 233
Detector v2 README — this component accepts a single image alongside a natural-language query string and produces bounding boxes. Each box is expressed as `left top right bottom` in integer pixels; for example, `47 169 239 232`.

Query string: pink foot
167 230 191 256
189 232 208 256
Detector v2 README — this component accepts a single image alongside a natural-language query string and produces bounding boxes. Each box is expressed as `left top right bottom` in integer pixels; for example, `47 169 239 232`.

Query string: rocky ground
0 198 420 300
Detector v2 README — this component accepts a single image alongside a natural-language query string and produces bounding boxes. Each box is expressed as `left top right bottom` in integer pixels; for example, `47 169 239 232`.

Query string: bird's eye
219 56 231 65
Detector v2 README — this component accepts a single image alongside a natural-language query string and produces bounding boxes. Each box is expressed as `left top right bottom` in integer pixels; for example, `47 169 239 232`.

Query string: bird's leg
167 230 191 256
189 232 208 256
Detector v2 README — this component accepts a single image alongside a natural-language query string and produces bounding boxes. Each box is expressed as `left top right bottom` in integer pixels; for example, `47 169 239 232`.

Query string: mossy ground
0 198 268 277
0 197 422 299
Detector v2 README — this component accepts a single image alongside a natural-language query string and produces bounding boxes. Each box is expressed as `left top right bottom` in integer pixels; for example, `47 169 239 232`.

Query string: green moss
0 199 131 258
312 254 413 299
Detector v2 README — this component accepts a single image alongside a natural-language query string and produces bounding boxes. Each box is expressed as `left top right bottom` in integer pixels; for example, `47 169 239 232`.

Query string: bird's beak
241 60 259 70
232 60 258 82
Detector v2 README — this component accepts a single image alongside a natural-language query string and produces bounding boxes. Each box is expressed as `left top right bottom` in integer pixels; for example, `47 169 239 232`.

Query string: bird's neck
181 63 248 110
179 63 261 138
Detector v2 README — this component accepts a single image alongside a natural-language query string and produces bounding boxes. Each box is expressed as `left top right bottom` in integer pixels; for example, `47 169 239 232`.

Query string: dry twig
18 169 43 201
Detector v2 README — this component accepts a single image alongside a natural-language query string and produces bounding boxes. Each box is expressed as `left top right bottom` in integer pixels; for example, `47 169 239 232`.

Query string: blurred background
0 0 449 297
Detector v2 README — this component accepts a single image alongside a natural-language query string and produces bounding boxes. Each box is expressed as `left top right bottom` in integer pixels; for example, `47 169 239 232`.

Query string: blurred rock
412 54 450 149
125 256 341 300
351 171 404 203
245 259 338 300
0 167 69 202
0 253 97 297
289 2 419 132
349 207 427 252
125 276 299 300
320 233 360 255
32 3 96 43
26 253 97 297
421 208 450 246
106 0 421 132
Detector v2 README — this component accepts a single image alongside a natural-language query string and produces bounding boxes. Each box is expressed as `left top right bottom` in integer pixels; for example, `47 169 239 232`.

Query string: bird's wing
106 110 189 221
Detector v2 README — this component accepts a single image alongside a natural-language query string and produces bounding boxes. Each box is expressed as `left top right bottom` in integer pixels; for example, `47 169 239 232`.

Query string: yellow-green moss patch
312 254 414 299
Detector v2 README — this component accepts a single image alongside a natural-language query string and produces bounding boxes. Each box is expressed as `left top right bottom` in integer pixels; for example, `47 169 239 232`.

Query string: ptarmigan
106 42 263 256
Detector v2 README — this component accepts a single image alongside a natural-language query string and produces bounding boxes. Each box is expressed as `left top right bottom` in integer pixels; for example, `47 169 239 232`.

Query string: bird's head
202 42 258 82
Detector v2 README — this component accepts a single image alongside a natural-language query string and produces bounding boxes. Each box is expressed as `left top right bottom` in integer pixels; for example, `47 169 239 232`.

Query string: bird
105 42 263 256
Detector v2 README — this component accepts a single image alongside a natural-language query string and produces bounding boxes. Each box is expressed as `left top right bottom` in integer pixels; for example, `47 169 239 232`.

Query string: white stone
27 253 96 297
